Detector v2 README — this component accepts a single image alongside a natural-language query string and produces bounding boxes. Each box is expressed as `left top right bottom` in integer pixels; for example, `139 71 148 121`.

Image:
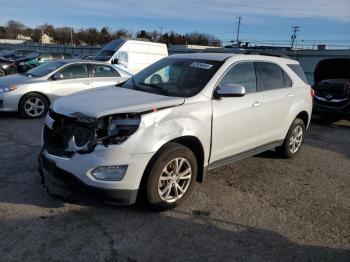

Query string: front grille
44 111 97 157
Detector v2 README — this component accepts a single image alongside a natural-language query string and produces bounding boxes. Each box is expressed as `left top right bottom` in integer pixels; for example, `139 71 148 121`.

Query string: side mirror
214 84 246 98
52 73 64 80
112 58 119 64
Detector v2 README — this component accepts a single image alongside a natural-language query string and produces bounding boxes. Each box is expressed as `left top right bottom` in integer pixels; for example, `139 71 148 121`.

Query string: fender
121 100 212 164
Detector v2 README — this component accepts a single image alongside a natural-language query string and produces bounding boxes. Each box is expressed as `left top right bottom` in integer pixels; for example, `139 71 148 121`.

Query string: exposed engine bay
43 110 141 157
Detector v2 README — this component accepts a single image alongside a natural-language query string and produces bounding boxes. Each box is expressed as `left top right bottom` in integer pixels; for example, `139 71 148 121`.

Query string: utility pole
70 27 73 46
236 16 241 47
291 26 300 50
160 26 163 42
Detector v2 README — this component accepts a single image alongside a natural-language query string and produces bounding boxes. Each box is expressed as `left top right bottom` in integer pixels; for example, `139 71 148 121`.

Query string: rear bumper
38 153 139 204
313 97 350 116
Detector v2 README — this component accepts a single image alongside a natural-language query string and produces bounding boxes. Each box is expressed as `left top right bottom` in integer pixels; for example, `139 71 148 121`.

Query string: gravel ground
0 113 349 262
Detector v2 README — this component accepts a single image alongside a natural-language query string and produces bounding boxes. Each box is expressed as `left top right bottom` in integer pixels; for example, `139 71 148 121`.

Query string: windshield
94 39 125 61
94 50 116 61
26 61 67 77
122 58 223 97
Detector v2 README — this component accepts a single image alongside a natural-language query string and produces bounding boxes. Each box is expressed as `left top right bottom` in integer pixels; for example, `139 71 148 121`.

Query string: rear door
211 62 263 162
51 63 92 99
255 62 294 144
92 64 123 88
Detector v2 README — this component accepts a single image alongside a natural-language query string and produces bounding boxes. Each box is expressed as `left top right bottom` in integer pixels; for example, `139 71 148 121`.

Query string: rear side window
288 64 309 84
92 64 120 77
219 62 257 93
255 62 291 91
58 64 89 79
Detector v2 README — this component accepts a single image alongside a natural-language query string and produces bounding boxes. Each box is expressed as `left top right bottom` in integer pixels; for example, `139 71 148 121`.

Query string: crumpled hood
52 86 185 119
0 74 43 86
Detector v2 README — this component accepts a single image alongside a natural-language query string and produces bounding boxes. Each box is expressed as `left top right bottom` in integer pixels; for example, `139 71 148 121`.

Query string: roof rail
242 50 290 59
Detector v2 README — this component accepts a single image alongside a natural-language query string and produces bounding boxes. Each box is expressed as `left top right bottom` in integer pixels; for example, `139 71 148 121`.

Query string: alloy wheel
158 157 192 203
24 97 45 117
289 125 303 153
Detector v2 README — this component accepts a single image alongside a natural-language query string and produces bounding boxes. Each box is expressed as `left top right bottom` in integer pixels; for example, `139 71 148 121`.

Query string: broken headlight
97 113 141 145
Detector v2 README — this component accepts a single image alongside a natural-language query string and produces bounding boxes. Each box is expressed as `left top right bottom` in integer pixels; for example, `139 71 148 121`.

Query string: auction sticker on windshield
190 62 213 69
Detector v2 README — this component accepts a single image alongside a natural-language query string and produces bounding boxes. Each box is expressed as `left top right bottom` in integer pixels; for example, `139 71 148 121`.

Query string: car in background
0 57 18 77
0 49 11 57
93 39 168 74
313 58 350 122
17 52 74 72
1 49 35 60
0 60 132 118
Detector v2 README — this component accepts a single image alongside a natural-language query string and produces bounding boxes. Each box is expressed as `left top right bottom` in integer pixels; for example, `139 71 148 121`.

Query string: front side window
255 62 292 91
92 64 119 77
219 62 257 93
123 58 223 97
58 64 89 79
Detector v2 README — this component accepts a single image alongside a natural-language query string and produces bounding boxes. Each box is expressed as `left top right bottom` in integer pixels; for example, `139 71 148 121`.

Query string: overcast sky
1 0 349 46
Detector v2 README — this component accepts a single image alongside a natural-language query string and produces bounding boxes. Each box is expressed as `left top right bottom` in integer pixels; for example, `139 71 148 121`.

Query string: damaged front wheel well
170 136 205 183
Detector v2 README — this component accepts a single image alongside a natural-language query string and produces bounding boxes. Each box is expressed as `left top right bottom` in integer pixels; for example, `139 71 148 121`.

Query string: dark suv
313 58 350 122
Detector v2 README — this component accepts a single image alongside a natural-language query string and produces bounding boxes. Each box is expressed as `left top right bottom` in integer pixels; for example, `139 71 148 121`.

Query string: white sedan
0 60 132 118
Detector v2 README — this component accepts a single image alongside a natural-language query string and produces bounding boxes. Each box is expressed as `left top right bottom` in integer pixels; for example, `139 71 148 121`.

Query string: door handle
252 101 263 107
83 82 91 85
287 93 294 98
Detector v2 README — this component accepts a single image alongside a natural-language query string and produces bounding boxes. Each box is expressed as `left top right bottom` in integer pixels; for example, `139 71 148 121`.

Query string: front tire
144 142 197 210
19 93 48 119
276 118 305 158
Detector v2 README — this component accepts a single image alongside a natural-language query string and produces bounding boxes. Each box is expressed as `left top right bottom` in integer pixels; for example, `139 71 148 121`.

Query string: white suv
39 53 313 209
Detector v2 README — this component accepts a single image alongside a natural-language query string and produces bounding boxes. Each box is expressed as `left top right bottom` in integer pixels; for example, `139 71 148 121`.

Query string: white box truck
93 39 168 74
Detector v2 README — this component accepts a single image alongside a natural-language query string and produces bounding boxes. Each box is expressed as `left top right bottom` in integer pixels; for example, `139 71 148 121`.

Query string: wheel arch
295 110 309 128
18 91 51 111
141 135 205 189
170 136 205 183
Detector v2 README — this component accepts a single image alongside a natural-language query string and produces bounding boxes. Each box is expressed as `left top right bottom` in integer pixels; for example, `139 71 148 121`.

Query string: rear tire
276 118 305 159
19 93 49 119
144 142 197 211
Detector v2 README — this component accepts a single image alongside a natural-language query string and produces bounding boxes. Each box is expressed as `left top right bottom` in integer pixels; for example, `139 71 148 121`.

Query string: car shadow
0 112 22 119
1 206 349 261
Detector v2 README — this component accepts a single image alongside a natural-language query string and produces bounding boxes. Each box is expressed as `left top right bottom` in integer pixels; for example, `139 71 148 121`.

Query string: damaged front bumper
39 110 154 204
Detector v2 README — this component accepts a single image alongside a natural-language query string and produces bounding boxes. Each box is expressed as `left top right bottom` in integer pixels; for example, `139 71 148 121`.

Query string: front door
51 64 92 99
211 62 263 163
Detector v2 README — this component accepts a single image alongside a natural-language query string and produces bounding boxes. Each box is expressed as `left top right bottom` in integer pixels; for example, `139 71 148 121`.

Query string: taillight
310 88 315 98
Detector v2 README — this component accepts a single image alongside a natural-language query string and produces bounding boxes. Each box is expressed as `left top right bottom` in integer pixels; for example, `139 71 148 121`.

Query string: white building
41 34 54 44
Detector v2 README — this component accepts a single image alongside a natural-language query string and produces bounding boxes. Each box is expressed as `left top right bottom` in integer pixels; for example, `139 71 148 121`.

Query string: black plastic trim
207 140 283 171
38 154 138 205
